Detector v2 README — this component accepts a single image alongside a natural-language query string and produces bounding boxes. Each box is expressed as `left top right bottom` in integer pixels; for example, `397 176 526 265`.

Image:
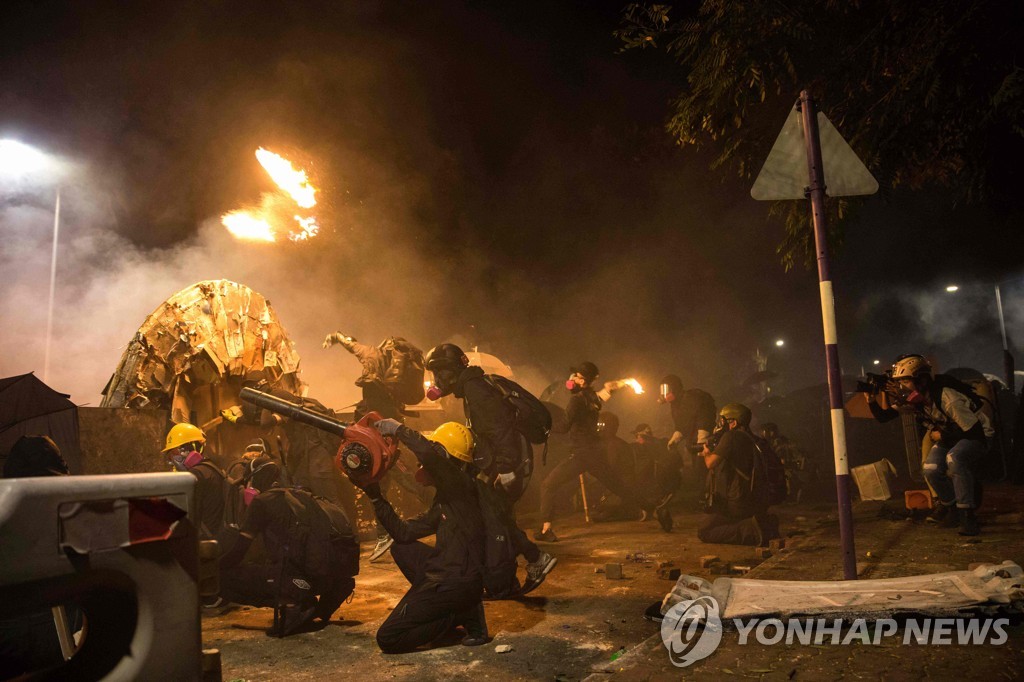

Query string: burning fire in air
623 378 644 395
222 148 321 243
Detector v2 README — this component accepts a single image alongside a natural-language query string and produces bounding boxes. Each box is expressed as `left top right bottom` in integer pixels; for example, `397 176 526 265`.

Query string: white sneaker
369 535 394 562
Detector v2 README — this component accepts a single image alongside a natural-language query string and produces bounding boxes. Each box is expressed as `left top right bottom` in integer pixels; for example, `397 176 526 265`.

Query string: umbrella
0 373 80 472
465 351 514 379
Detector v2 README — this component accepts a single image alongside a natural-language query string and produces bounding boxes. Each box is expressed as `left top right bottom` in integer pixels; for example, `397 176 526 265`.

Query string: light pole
945 282 1014 390
0 139 62 384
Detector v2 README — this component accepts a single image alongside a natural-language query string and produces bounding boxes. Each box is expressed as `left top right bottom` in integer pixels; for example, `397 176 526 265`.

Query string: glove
375 418 402 437
322 332 354 349
361 482 383 500
220 406 243 423
667 431 684 448
496 472 517 489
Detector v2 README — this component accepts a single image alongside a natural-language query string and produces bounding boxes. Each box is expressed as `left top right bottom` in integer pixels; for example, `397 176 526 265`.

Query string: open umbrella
0 373 80 473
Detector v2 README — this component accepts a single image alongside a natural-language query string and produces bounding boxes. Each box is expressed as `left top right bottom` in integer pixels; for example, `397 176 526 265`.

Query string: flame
222 211 275 242
222 148 320 242
624 378 644 395
255 148 316 209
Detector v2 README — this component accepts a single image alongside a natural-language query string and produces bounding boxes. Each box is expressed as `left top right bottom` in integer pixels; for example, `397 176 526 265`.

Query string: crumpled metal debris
101 280 304 424
663 561 1024 620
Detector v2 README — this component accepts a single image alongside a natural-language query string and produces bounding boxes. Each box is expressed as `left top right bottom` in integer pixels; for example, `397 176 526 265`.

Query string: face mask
243 487 259 506
904 390 926 405
426 384 444 401
171 450 203 471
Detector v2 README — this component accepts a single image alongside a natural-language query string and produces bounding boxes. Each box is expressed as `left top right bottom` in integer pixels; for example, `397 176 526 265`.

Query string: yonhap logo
660 596 724 667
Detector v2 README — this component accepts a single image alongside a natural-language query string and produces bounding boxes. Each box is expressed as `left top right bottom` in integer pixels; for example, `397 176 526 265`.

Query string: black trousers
540 447 643 521
376 542 483 654
477 482 539 598
697 512 761 546
221 563 354 619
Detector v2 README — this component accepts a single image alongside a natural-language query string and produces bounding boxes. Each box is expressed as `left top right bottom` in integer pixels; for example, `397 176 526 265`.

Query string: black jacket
372 425 485 585
454 366 522 475
670 388 717 442
559 387 603 450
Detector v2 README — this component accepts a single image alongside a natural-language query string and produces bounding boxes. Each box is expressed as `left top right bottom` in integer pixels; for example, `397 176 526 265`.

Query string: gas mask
658 383 675 404
170 447 204 471
896 380 926 405
243 459 277 506
566 373 585 393
426 369 458 401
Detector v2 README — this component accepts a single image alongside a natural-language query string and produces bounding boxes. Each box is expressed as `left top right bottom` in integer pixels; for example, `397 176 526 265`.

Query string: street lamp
0 139 61 384
775 339 785 347
945 285 959 293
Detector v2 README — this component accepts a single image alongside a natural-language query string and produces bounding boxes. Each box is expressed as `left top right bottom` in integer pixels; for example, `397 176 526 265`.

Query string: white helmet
891 354 932 380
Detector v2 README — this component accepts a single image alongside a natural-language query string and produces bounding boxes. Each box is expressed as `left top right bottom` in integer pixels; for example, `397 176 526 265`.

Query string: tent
0 373 80 474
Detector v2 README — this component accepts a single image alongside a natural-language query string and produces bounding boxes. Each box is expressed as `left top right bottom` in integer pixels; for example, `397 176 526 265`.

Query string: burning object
101 280 304 425
222 148 320 242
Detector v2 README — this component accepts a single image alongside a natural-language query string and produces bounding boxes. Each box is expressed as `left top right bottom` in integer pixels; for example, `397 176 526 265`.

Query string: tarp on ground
0 373 81 474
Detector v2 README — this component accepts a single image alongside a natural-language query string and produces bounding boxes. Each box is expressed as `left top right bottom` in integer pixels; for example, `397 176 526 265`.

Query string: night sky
1 1 1021 417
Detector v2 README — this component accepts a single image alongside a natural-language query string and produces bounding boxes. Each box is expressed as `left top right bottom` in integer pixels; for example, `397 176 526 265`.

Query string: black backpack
483 375 552 445
734 432 787 507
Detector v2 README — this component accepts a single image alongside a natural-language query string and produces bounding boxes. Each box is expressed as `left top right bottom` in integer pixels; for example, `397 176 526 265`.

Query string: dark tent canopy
0 374 80 474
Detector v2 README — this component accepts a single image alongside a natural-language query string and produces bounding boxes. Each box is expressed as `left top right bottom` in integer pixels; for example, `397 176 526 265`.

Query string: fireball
222 148 320 242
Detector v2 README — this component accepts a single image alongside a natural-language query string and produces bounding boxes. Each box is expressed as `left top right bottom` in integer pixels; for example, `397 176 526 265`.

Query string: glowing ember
255 148 317 209
289 215 319 242
222 211 275 242
624 378 644 395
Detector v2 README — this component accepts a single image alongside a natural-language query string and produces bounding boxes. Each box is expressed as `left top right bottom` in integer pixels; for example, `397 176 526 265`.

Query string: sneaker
958 508 980 536
534 528 559 543
520 552 558 596
926 504 952 524
369 535 394 562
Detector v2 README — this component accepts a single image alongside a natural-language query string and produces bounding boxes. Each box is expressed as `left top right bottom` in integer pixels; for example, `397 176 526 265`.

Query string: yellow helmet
162 423 206 452
427 422 474 463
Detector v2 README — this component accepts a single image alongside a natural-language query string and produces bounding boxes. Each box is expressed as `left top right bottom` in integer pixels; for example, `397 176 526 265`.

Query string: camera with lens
856 371 893 396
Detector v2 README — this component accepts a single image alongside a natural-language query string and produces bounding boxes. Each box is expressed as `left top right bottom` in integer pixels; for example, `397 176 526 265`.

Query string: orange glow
223 148 320 243
623 378 644 395
221 211 275 242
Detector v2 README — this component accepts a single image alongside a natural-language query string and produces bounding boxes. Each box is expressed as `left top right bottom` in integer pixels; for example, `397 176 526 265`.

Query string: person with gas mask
697 403 780 546
658 375 716 504
865 354 992 536
162 423 231 545
355 418 489 652
424 343 556 599
537 362 662 541
218 456 359 637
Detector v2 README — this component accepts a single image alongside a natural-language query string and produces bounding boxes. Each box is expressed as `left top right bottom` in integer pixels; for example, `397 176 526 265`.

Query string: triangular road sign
751 108 878 200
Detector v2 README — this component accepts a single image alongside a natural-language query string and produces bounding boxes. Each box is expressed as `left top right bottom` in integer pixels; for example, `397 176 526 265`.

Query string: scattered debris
755 547 773 560
768 538 786 551
610 646 626 662
658 566 681 581
625 552 651 563
699 555 720 569
495 644 514 653
593 566 605 574
606 563 624 580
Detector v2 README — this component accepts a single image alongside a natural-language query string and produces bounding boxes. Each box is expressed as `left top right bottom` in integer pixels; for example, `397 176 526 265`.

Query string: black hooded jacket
372 425 485 585
453 366 523 475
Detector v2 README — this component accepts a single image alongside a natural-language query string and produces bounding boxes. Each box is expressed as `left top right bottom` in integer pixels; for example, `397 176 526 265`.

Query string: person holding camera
697 403 780 546
864 354 992 536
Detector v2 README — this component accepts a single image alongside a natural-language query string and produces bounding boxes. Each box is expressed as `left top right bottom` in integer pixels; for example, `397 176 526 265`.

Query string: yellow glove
220 406 243 423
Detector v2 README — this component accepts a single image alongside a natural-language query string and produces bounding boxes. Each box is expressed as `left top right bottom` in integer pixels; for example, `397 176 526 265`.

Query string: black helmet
425 343 469 373
570 361 600 382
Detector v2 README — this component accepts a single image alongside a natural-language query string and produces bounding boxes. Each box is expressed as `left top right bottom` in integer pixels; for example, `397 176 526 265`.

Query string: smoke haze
1 1 1021 432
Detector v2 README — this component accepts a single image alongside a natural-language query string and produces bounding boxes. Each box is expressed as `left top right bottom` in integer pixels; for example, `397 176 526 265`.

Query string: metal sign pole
798 90 857 580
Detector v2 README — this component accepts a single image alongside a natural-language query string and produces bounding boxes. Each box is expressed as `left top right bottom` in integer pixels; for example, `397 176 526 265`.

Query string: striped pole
799 91 857 580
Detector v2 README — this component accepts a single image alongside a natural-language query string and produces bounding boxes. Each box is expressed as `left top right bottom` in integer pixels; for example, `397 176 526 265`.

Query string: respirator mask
566 373 584 393
170 446 204 471
426 369 458 401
